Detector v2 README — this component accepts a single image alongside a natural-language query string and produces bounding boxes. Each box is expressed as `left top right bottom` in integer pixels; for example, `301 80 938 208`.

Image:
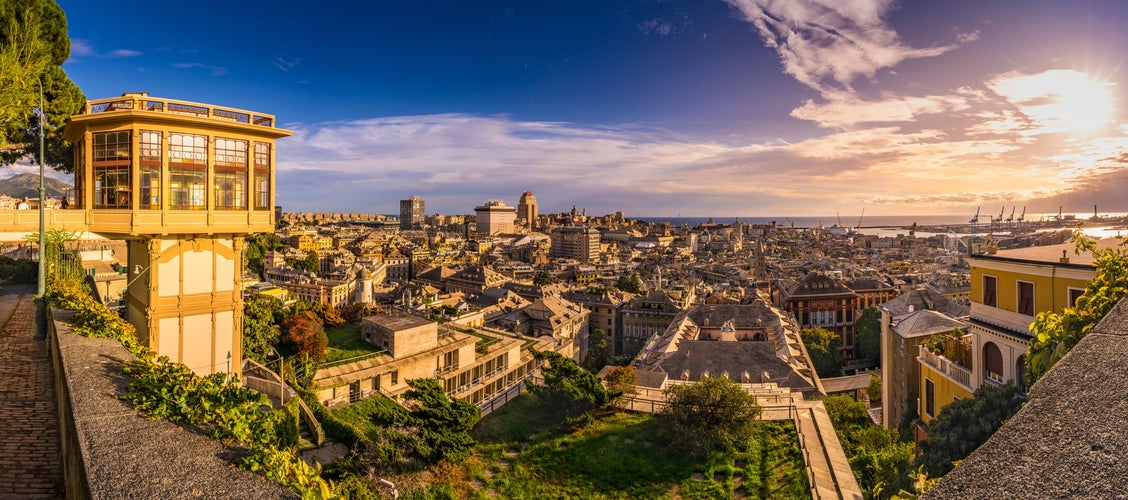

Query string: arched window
984 341 1004 382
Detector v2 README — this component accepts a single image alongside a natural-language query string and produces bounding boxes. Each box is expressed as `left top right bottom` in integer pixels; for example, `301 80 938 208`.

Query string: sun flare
991 69 1116 135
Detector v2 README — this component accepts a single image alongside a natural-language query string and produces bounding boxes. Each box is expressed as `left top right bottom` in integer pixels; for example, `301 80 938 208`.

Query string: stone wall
48 309 297 499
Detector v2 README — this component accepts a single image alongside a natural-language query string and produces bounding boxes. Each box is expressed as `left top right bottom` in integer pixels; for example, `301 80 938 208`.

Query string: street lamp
35 76 46 340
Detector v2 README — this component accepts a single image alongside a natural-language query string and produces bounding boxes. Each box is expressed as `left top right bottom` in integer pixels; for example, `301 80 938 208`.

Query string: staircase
242 359 324 447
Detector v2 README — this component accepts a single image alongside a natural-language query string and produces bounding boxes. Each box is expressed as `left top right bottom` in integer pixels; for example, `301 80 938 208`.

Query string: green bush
0 256 37 283
304 391 374 449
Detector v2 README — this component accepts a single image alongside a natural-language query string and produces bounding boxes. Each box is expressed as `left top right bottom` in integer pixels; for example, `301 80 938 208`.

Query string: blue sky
35 0 1128 216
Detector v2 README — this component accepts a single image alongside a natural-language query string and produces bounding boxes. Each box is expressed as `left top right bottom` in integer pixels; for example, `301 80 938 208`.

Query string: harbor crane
856 208 865 230
970 206 981 232
1017 206 1026 223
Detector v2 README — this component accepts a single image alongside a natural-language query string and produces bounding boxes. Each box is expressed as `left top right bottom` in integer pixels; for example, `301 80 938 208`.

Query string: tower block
63 93 291 376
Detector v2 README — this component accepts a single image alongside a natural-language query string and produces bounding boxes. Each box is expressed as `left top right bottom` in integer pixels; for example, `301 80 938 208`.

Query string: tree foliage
404 378 480 464
820 394 914 498
342 302 380 324
615 271 643 294
657 377 761 457
528 349 612 425
281 311 327 363
604 365 638 402
310 301 346 329
1027 232 1128 384
533 271 553 286
0 0 85 171
801 327 845 378
856 306 882 364
867 372 882 405
583 327 610 372
285 250 320 274
917 383 1024 477
243 294 285 364
245 233 286 279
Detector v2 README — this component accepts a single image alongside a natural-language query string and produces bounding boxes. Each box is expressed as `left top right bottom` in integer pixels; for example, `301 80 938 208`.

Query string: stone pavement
0 285 64 499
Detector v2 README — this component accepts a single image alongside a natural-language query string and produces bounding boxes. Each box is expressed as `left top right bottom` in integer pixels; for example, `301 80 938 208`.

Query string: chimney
1060 250 1070 264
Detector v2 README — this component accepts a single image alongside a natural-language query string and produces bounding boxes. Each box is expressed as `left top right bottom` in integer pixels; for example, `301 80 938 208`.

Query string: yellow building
917 335 975 425
62 92 291 376
920 239 1110 421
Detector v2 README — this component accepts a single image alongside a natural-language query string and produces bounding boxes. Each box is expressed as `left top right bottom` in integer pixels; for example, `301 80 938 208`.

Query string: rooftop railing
84 95 276 128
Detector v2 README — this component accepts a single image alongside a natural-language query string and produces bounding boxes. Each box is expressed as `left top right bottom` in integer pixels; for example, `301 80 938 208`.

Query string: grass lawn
457 394 811 499
323 324 381 363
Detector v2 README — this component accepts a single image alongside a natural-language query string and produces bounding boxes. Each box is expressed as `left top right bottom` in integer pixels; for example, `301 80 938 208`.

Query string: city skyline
13 1 1128 216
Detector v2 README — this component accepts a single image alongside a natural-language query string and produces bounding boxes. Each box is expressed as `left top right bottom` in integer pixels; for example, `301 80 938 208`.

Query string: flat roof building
474 200 516 235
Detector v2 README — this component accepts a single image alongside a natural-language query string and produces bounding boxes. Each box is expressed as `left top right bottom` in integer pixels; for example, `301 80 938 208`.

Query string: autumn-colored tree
310 302 345 328
281 311 327 362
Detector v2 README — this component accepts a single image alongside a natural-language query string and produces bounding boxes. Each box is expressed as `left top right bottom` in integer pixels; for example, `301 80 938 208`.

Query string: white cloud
70 39 94 57
171 62 228 76
66 40 142 59
724 0 958 95
956 30 980 43
986 69 1116 135
639 19 674 36
274 112 1074 215
105 49 142 58
790 92 971 128
272 56 301 72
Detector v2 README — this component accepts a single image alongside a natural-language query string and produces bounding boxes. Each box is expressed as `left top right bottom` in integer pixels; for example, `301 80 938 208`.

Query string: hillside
0 173 73 200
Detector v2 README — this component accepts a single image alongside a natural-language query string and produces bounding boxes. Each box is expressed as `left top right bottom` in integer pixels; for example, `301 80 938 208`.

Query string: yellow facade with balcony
52 92 292 376
918 343 975 425
920 241 1104 422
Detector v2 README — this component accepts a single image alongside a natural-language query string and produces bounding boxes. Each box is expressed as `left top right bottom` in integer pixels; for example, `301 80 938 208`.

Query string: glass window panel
169 167 207 209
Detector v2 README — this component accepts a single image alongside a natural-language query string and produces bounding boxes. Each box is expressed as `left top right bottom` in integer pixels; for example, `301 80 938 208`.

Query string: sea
637 214 1128 239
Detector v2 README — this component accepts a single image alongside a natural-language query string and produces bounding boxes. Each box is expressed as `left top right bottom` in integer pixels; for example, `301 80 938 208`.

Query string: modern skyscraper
474 200 516 235
400 195 424 230
517 190 538 229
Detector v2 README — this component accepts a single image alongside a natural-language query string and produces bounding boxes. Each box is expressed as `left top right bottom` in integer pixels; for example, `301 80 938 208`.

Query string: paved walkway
0 285 64 499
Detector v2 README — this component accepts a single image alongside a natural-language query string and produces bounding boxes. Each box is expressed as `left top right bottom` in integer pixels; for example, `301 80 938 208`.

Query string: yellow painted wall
970 258 1092 315
919 362 974 425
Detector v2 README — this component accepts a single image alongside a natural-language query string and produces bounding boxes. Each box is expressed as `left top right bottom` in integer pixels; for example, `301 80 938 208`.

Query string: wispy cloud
638 19 674 36
67 39 143 59
172 62 228 76
70 39 94 57
956 30 981 43
724 0 958 95
274 110 1113 215
790 92 971 128
105 49 142 58
272 56 301 72
987 69 1116 136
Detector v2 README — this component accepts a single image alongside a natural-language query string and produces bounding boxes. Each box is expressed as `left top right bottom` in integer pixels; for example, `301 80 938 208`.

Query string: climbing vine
1027 231 1128 384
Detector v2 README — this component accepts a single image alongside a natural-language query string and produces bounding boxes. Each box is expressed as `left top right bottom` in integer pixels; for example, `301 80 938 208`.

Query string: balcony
918 344 973 392
971 302 1034 337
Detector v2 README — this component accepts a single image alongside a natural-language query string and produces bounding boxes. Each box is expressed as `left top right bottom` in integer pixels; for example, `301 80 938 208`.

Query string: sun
1050 73 1115 134
991 69 1116 135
